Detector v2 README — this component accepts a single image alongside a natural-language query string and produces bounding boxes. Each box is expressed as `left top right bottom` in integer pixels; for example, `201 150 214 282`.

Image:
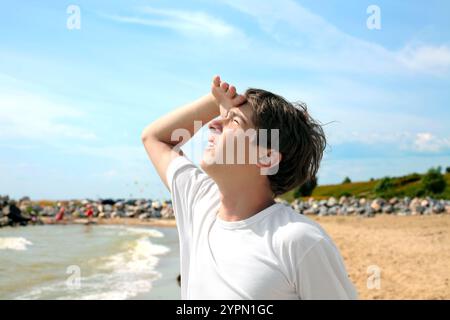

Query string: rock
359 198 367 206
161 206 174 219
275 198 289 206
41 206 58 217
432 203 445 214
389 197 399 205
370 199 382 213
382 205 393 214
101 199 115 205
411 205 425 215
337 206 348 216
152 210 162 218
339 196 349 205
152 201 162 210
72 210 81 218
138 213 150 220
409 198 421 212
125 211 135 218
403 197 411 206
328 206 338 215
98 212 106 219
3 204 31 225
356 207 366 215
327 197 337 207
318 207 328 216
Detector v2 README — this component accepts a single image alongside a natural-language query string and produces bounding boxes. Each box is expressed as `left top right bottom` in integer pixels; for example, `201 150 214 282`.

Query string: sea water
0 224 180 299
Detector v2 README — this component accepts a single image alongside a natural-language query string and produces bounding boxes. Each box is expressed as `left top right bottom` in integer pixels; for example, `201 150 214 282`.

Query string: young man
141 75 357 300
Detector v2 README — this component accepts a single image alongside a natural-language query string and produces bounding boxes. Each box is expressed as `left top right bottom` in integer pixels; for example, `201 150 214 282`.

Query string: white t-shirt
167 155 358 300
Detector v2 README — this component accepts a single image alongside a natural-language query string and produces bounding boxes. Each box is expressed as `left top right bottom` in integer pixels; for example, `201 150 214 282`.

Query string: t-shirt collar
215 202 283 230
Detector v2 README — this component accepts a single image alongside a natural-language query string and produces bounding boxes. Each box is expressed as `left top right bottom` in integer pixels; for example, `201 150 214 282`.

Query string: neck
215 174 275 222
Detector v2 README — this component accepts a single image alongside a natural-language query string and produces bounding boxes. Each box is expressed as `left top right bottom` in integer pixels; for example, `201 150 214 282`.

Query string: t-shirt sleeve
296 238 358 300
166 155 212 238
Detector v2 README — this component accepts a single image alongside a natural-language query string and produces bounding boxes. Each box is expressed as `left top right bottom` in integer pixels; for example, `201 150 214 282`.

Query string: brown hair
245 88 327 196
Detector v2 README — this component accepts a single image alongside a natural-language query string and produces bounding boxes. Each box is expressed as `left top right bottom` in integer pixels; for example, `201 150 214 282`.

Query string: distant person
55 206 65 222
142 76 357 299
85 204 94 223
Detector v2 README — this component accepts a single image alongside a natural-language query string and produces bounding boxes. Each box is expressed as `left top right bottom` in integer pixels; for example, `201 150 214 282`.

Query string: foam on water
0 237 33 251
101 225 164 238
13 226 170 300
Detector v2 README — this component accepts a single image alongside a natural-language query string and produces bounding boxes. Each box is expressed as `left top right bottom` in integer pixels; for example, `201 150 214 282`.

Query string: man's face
200 103 260 173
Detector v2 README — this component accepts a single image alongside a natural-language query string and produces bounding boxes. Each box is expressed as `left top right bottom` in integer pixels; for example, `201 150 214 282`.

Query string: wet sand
42 217 177 228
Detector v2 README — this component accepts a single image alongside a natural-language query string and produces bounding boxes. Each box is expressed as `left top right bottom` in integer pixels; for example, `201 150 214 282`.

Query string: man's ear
257 149 281 176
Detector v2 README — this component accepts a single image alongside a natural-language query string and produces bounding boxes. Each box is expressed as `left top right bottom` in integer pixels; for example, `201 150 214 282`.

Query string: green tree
342 176 352 184
421 166 447 195
446 166 450 174
374 177 394 195
294 176 317 198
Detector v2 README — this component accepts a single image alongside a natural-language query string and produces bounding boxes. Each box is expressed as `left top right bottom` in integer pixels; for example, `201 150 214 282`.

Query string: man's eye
233 119 240 125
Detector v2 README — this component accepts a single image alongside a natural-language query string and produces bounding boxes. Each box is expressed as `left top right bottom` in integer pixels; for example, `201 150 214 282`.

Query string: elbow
141 125 155 143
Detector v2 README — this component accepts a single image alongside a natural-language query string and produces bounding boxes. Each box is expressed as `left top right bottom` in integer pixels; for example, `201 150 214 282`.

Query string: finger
233 94 247 106
220 81 229 91
227 85 236 98
212 75 221 87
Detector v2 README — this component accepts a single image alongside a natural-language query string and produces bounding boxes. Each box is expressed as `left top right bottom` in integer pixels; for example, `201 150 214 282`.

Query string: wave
0 237 33 251
100 225 164 238
15 236 170 300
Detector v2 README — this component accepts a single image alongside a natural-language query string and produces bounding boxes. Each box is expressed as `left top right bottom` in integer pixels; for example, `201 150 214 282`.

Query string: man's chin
200 153 218 172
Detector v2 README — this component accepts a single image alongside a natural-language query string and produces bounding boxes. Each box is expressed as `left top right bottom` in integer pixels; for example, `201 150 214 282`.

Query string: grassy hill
280 172 450 203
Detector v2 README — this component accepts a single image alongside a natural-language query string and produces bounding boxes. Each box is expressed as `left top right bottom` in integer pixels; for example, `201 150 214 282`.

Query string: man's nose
208 117 224 132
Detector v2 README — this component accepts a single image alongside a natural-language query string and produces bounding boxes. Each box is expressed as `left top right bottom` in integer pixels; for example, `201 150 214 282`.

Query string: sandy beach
312 214 450 299
36 214 450 299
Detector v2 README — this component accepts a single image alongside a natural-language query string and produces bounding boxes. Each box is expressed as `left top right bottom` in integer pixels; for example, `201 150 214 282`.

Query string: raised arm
141 75 246 190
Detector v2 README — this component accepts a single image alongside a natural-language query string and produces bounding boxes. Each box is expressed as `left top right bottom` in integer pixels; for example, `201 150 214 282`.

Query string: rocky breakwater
285 196 450 217
0 195 174 227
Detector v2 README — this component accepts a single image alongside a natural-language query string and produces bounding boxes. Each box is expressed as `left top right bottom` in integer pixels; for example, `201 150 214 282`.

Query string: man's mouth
206 140 215 149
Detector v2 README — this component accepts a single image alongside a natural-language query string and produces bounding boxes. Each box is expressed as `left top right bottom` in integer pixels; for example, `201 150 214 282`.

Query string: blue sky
1 0 450 200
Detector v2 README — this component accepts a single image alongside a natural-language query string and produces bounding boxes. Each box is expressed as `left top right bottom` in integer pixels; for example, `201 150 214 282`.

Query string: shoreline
40 217 177 228
28 212 450 230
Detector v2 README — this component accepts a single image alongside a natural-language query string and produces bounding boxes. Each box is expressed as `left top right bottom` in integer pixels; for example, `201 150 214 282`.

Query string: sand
41 214 450 299
312 214 450 299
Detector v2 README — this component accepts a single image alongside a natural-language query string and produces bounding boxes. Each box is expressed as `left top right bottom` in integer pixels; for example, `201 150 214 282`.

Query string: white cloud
64 144 145 163
397 45 450 75
0 91 97 141
0 90 97 142
323 130 450 154
220 0 450 75
413 132 450 152
104 6 242 39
